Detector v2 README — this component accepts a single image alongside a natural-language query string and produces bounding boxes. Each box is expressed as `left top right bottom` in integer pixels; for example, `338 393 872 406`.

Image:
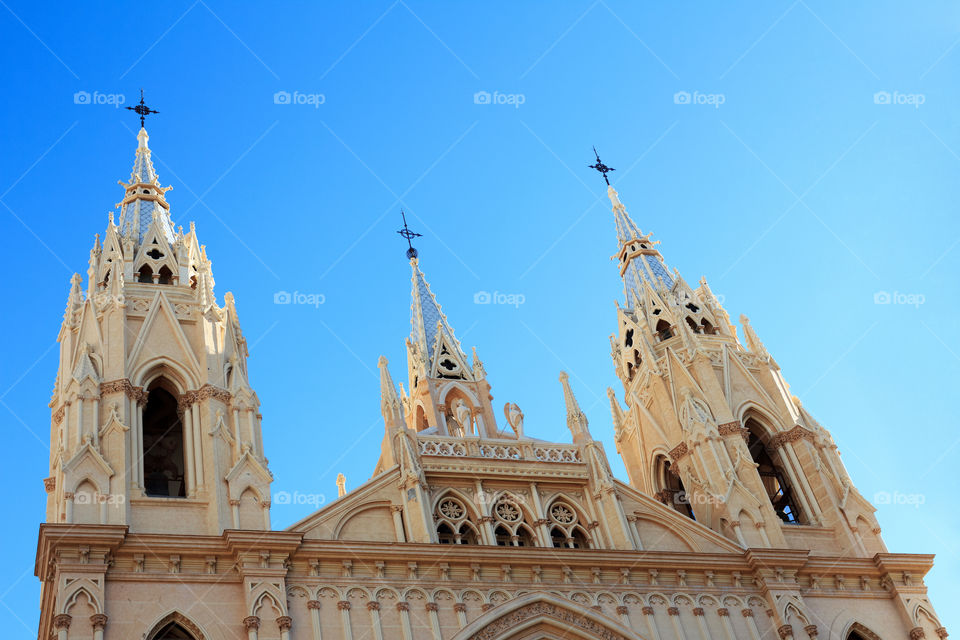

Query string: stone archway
451 592 646 640
144 611 206 640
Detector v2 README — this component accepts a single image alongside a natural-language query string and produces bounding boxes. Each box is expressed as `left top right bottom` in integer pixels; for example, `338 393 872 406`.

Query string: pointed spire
471 346 486 379
378 356 405 429
740 315 770 359
559 371 590 441
117 126 175 246
607 387 625 438
409 257 467 365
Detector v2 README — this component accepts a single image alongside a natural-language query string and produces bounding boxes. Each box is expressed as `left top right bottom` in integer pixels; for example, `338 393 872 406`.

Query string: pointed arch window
142 382 186 498
138 264 154 283
685 316 701 333
745 418 805 524
151 623 195 640
434 496 479 544
157 265 173 285
655 319 673 341
653 455 695 520
545 500 592 548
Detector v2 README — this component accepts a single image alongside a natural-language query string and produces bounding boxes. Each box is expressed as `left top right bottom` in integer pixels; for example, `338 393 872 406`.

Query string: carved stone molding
777 624 793 639
306 600 321 610
396 602 410 612
718 421 748 438
742 609 754 617
426 602 439 612
242 616 260 631
53 614 71 630
366 602 380 612
198 384 232 403
90 614 108 631
717 608 729 617
641 606 654 615
616 606 628 615
667 607 679 616
935 628 948 639
44 477 56 493
466 601 630 640
669 442 689 462
53 406 65 425
804 624 818 638
276 616 292 631
771 425 813 448
481 604 494 612
336 601 351 611
454 603 467 613
100 379 146 404
693 607 705 616
910 629 926 640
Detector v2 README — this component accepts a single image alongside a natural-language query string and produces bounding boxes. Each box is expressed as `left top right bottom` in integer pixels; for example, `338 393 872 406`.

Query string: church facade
34 127 947 640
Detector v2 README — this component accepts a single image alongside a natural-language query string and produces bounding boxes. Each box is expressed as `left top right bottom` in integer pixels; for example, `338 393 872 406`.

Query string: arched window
138 264 154 283
437 522 456 544
550 527 567 548
569 527 589 549
685 316 701 333
158 265 173 285
494 525 511 546
655 319 673 341
151 623 195 640
701 319 718 335
745 418 804 524
653 455 695 520
142 383 186 498
515 525 535 547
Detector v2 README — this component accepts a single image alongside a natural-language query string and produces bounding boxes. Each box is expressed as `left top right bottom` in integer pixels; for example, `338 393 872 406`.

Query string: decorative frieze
668 442 689 462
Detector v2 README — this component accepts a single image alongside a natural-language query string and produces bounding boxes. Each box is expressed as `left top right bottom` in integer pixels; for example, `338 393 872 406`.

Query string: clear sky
2 1 958 635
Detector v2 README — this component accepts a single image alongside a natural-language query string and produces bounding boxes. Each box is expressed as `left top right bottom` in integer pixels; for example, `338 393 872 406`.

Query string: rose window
438 498 465 520
550 503 576 524
494 501 521 523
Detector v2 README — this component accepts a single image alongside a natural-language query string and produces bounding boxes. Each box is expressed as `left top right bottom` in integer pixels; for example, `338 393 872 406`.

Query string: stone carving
503 402 524 438
467 600 631 640
453 399 474 436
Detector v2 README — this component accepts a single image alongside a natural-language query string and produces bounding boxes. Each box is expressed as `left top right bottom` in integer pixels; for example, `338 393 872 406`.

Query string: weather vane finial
125 89 159 128
588 146 615 185
397 210 422 260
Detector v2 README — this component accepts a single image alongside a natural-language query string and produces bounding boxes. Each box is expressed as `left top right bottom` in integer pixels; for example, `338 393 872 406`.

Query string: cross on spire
397 210 422 259
125 89 159 128
589 146 615 185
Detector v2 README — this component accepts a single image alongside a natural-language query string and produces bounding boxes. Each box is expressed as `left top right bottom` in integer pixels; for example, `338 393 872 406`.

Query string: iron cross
589 146 615 185
126 89 159 128
397 210 422 259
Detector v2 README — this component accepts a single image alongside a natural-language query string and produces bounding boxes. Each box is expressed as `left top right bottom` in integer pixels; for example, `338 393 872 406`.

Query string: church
34 120 948 640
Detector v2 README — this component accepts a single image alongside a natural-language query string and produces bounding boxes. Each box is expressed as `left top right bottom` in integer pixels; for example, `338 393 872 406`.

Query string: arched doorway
145 613 204 640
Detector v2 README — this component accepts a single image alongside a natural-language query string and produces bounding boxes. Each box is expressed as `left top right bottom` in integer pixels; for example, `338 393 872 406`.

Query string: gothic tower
602 178 884 554
45 126 273 536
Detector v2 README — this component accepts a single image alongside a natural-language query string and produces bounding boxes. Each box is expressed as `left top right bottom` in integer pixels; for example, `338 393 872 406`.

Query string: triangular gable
126 291 202 380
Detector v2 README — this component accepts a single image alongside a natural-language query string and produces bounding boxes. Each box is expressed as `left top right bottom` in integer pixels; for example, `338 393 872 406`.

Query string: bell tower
594 153 884 557
45 122 272 535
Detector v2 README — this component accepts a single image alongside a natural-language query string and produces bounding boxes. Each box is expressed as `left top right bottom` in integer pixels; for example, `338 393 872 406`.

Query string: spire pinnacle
559 371 590 440
396 210 422 260
125 89 159 129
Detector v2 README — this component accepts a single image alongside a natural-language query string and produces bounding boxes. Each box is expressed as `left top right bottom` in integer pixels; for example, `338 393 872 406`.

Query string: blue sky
2 0 959 634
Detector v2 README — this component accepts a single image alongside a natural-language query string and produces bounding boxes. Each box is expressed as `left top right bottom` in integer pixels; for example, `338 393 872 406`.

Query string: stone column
64 492 75 523
454 602 467 629
366 601 384 640
426 602 442 640
337 601 353 640
742 609 762 640
182 405 196 495
616 605 632 630
307 600 322 640
53 614 71 640
276 616 292 640
528 481 551 545
717 608 736 640
642 606 662 640
230 499 240 528
778 624 794 639
667 607 688 640
243 616 260 640
693 607 712 640
397 602 414 640
391 505 406 542
91 614 107 640
262 501 271 530
191 402 203 486
803 624 818 639
91 397 100 449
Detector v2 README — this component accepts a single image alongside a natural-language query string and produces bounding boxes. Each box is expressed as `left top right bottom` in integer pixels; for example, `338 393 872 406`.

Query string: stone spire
117 127 175 246
378 356 405 430
607 184 674 297
408 257 469 373
559 372 590 442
